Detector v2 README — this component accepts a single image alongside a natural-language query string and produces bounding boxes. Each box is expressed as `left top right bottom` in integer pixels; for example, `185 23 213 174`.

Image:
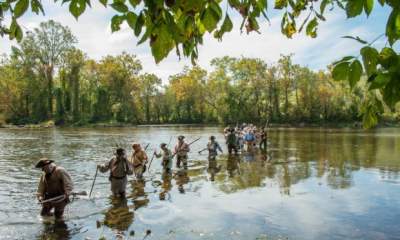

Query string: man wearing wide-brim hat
35 158 73 219
173 135 190 169
129 143 148 180
98 148 133 197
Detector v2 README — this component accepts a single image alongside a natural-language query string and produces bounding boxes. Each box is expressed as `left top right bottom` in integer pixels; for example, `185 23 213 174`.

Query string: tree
138 73 162 123
13 20 77 117
1 0 399 127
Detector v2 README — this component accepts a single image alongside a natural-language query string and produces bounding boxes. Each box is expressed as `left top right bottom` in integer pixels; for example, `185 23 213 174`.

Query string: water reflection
1 127 400 239
37 220 70 240
103 197 134 238
159 173 172 201
174 170 189 194
130 180 149 210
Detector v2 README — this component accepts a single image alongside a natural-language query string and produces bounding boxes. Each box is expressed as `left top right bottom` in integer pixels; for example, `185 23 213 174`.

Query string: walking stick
147 152 156 172
89 167 99 198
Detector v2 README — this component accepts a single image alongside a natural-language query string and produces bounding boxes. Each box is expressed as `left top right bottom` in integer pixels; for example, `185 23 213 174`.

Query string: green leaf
221 14 233 33
209 0 222 19
378 0 385 6
386 9 400 46
383 78 400 109
386 0 400 8
379 47 397 68
360 46 379 76
348 60 362 88
364 0 374 16
332 61 350 81
332 56 355 65
201 7 219 32
369 73 390 90
346 0 363 18
342 35 368 44
306 17 318 38
128 0 140 7
99 0 107 7
111 15 124 32
110 2 128 12
69 0 86 19
134 13 144 36
15 24 23 41
14 0 29 18
31 0 44 15
126 12 137 29
275 0 287 9
151 24 174 63
320 0 330 14
228 0 240 7
362 105 378 129
137 24 152 45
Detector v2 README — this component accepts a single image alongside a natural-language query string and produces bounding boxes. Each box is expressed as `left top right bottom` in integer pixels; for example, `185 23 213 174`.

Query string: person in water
36 158 73 219
98 148 133 198
154 143 173 174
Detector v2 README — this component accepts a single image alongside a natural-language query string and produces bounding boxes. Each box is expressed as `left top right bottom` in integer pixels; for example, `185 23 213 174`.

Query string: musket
171 137 201 158
38 191 87 204
198 148 208 154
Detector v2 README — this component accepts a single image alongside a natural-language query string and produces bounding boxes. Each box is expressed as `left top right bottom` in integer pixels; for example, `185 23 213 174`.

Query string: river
0 126 399 240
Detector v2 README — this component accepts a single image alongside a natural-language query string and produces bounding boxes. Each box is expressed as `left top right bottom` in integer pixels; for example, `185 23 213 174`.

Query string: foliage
1 20 399 127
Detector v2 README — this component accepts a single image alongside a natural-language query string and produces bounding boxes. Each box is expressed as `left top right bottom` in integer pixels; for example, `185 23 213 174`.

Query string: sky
0 1 395 82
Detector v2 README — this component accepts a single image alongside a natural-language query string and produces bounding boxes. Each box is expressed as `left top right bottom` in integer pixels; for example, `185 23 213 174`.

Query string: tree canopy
0 0 399 127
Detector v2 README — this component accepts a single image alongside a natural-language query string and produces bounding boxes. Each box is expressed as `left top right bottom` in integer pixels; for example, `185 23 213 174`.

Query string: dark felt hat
178 135 185 140
116 148 125 156
35 158 54 168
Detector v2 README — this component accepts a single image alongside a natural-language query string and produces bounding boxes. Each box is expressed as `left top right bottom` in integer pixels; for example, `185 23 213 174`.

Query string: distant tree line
0 21 399 126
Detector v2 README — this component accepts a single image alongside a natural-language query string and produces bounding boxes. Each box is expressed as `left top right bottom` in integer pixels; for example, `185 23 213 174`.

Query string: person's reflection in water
38 220 70 240
159 172 172 201
129 179 149 210
207 156 221 181
227 155 241 178
103 197 134 234
174 169 189 194
243 151 255 162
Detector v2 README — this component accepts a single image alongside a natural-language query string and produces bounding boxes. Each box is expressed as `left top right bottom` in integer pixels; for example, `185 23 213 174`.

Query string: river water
0 126 399 240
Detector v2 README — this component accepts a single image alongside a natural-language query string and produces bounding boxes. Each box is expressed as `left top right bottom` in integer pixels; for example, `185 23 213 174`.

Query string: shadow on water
1 127 400 239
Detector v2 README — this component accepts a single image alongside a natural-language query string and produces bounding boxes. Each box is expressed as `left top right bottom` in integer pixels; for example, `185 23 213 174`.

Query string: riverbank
1 120 400 129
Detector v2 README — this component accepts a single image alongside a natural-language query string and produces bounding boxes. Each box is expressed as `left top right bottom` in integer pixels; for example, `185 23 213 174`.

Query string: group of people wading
34 126 268 220
224 123 268 154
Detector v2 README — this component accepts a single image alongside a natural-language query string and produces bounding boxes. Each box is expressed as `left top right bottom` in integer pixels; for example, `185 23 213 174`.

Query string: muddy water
0 126 399 240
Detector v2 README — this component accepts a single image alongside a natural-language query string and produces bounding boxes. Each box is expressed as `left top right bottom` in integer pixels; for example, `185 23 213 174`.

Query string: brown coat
37 166 73 199
99 156 133 178
130 150 148 168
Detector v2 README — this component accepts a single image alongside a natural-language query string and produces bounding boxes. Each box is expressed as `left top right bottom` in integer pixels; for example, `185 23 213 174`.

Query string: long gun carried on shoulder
171 137 201 158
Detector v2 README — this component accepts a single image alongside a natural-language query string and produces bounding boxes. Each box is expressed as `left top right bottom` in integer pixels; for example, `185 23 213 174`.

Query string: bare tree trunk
46 65 54 118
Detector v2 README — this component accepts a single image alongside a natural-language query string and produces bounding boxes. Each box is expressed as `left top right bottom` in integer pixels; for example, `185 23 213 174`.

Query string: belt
133 163 143 168
110 175 126 180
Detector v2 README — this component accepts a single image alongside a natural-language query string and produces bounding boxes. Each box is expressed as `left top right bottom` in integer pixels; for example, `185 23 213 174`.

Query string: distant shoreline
1 121 399 129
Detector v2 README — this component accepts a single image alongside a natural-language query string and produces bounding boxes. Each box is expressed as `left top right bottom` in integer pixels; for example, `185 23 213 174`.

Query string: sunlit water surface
0 126 399 240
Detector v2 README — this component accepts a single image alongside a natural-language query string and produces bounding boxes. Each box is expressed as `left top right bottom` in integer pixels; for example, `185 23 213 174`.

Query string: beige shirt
130 150 148 167
37 166 73 198
174 142 190 156
99 156 133 177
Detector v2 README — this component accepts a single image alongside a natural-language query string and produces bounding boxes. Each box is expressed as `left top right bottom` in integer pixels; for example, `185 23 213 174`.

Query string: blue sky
0 1 395 82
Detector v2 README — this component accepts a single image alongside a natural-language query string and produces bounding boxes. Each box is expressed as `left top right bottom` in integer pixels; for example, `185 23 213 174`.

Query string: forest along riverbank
0 126 399 240
2 121 400 129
